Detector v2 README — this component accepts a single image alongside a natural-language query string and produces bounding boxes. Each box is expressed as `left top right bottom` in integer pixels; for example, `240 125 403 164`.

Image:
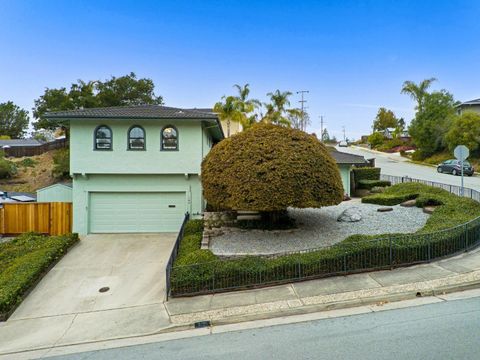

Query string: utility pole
342 126 346 141
296 90 309 131
319 116 325 141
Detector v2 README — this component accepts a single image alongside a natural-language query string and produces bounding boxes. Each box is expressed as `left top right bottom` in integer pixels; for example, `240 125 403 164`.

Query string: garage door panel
90 192 186 233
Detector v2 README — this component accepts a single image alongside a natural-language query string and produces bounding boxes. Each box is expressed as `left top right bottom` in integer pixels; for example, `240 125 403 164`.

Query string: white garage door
89 192 186 233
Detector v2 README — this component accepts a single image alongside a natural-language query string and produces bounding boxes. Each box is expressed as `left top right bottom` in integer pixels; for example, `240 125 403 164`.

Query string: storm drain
99 286 110 293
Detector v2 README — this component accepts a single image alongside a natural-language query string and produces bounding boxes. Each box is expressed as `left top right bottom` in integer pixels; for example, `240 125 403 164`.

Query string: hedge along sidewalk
0 232 79 321
169 177 480 297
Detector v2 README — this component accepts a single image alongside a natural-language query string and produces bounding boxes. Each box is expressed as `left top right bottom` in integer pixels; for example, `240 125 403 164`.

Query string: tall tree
233 83 260 129
261 90 293 126
445 112 480 153
401 77 437 112
213 96 245 137
33 72 163 131
372 107 398 132
0 101 29 139
408 90 456 157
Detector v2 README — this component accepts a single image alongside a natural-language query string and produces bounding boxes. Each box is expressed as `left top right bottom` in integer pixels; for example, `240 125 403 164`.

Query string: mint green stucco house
44 106 224 235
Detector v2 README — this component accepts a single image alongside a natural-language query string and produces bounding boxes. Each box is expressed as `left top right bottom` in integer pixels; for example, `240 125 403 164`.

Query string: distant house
382 128 410 141
0 191 36 204
382 128 396 140
456 98 480 115
329 149 369 196
0 139 44 149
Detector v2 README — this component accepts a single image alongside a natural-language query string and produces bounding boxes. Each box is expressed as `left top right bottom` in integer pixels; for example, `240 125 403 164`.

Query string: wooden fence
3 138 69 158
0 202 72 236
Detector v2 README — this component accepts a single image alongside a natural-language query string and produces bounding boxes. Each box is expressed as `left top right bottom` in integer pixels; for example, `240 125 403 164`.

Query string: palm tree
213 96 245 137
401 78 437 112
261 90 293 126
233 84 261 129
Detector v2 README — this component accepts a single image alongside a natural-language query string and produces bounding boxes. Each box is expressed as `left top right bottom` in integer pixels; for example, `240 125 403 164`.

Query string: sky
1 0 480 140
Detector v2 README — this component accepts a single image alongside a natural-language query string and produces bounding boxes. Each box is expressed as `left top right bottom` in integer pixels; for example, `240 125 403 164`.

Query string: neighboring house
0 191 36 204
0 139 44 149
37 183 72 203
456 98 480 115
329 149 368 196
382 128 396 140
44 105 224 235
188 108 242 137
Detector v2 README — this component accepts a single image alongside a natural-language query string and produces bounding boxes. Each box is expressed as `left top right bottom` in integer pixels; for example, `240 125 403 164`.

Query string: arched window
128 126 145 150
161 126 178 150
94 125 112 150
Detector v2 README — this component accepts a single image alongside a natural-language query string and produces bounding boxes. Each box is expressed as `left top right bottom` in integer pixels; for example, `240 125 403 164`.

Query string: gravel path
209 199 430 256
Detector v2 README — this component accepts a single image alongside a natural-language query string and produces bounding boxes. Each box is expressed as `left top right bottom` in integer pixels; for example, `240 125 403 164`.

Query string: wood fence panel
0 202 72 235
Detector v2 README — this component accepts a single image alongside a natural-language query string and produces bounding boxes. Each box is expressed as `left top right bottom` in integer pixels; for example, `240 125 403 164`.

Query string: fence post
343 251 347 274
465 224 469 251
389 237 393 269
427 239 431 262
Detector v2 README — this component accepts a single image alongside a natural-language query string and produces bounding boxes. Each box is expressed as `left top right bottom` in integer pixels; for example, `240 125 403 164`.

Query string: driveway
0 233 177 354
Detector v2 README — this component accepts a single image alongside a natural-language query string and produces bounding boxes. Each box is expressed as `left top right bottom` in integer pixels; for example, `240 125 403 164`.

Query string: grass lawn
170 183 480 296
0 232 78 319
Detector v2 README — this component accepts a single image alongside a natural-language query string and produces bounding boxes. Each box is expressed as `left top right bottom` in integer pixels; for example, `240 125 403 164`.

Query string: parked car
338 140 348 147
437 159 474 176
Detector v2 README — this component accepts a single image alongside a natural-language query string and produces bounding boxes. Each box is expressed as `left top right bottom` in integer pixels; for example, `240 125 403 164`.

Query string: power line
319 115 326 141
296 90 309 131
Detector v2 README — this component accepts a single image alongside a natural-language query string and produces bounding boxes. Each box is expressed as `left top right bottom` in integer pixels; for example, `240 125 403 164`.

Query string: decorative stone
423 206 436 214
377 207 393 212
400 199 417 207
337 207 362 222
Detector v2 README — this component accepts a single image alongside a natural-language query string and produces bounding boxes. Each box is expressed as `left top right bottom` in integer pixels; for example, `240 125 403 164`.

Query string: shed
329 149 368 196
37 183 72 203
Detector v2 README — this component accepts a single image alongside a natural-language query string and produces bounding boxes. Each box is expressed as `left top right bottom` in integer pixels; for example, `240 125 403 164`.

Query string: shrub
175 249 217 266
0 158 17 179
0 233 79 316
357 180 391 190
18 158 37 168
353 167 381 183
52 149 70 179
201 123 344 212
184 220 204 237
367 132 384 148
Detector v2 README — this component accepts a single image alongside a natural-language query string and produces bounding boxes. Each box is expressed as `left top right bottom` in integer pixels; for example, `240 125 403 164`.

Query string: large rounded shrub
202 123 344 211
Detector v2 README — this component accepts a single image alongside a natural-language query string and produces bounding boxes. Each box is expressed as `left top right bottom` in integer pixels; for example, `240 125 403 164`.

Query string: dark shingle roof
458 98 480 106
44 105 219 119
330 150 368 165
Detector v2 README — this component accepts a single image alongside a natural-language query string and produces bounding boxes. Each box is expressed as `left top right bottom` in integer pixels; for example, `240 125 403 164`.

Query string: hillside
0 150 64 193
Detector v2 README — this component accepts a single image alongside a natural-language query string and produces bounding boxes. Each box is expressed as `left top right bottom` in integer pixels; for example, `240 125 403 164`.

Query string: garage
89 192 186 233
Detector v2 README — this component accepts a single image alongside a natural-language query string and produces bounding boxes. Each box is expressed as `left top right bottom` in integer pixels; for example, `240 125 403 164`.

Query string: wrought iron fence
168 176 480 297
165 213 189 300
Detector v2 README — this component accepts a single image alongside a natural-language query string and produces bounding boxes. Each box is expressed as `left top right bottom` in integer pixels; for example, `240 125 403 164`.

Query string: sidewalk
2 248 480 358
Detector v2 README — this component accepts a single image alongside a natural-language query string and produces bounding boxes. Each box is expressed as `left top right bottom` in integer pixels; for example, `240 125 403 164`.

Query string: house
382 128 396 140
0 139 44 149
37 183 72 203
43 105 224 235
329 149 369 196
188 108 242 137
456 98 480 115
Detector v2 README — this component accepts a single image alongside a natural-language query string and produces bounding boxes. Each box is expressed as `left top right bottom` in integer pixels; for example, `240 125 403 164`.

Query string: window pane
95 126 112 149
130 127 144 138
162 127 177 150
130 138 145 149
96 138 111 149
97 127 111 139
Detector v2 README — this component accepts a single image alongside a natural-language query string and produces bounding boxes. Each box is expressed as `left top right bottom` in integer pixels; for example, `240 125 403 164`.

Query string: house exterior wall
72 174 202 234
338 164 351 196
457 105 480 115
37 184 73 203
70 119 210 175
220 120 242 137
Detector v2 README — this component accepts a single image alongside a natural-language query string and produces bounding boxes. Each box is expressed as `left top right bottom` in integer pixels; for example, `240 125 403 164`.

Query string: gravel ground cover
210 199 430 256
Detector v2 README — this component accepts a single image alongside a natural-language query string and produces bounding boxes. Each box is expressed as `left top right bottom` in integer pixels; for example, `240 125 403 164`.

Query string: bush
183 220 204 237
357 180 391 190
0 158 17 179
201 123 344 212
368 132 384 148
0 233 79 316
18 158 37 168
52 149 70 179
353 167 381 183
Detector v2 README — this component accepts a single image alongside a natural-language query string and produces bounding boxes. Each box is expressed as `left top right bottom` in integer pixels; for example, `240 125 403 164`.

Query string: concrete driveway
0 233 177 354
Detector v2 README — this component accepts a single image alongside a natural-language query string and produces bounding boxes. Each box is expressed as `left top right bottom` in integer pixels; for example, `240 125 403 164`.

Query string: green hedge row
0 233 79 316
353 167 381 182
170 183 480 296
357 179 392 190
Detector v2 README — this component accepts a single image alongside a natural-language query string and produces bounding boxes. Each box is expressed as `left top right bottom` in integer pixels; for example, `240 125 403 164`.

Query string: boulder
400 199 417 207
423 206 436 214
337 207 362 222
377 207 393 212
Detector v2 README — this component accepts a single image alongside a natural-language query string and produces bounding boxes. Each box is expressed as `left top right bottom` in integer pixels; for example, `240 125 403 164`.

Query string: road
49 296 480 360
338 146 480 191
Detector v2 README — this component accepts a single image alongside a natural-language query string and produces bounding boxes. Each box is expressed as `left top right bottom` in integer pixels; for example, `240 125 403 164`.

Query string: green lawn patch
0 232 79 319
170 183 480 296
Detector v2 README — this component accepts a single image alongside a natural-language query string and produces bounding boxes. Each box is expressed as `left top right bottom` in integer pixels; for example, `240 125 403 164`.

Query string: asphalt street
338 146 480 191
48 296 480 360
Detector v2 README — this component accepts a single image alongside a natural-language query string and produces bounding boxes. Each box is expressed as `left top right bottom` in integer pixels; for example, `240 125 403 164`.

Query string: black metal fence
165 213 189 300
168 175 480 297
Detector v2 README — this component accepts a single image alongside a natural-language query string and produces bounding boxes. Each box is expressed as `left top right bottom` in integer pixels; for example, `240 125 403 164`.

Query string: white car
338 141 348 147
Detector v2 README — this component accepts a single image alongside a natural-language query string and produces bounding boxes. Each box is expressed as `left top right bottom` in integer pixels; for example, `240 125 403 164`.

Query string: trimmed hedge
353 167 381 182
170 184 480 296
357 179 392 190
201 123 344 211
0 233 79 316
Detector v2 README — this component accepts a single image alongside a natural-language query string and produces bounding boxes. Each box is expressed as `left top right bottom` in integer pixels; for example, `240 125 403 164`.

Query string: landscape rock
400 199 417 207
423 206 436 214
377 207 393 212
337 207 362 222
